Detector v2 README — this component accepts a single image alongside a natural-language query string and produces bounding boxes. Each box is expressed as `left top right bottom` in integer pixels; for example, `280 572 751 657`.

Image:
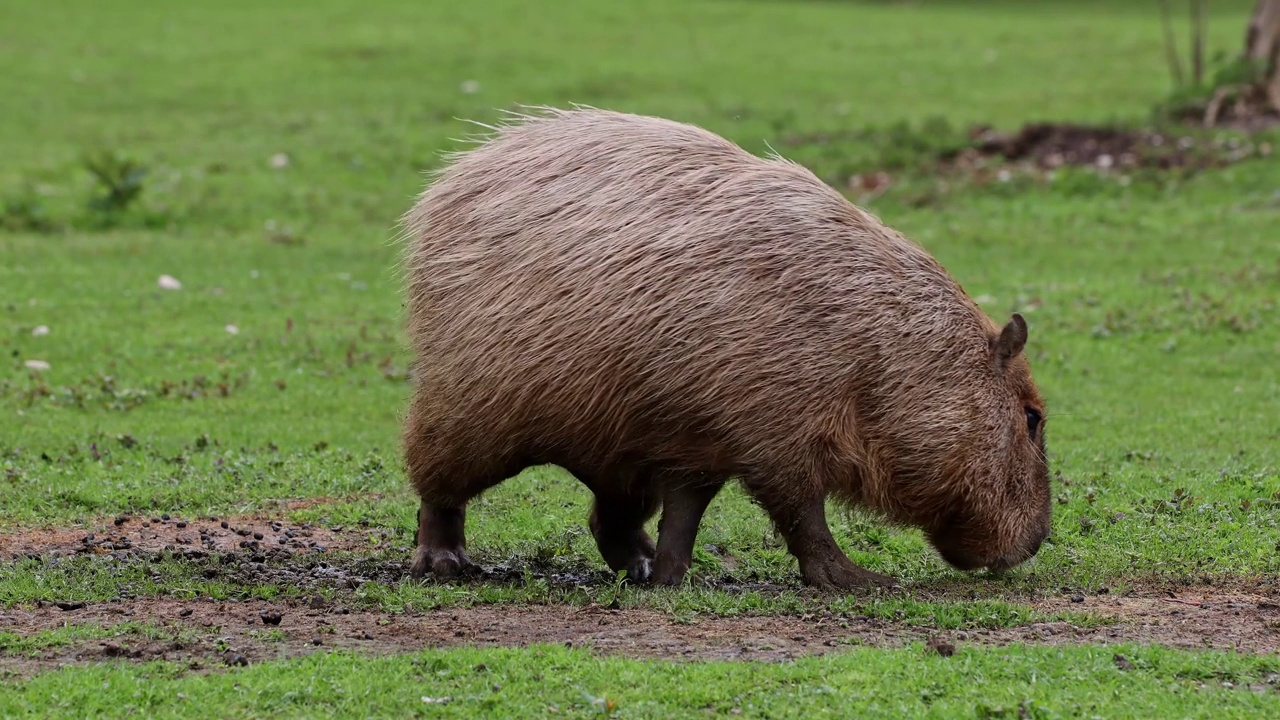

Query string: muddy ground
952 122 1271 171
1 513 1278 678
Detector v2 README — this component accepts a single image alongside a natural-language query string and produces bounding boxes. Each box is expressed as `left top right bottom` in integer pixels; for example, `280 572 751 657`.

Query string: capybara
399 107 1050 590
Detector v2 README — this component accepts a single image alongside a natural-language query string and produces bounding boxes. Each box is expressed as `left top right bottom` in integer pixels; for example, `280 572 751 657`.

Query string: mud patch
1 588 1277 678
951 122 1270 172
782 117 1273 203
0 511 400 562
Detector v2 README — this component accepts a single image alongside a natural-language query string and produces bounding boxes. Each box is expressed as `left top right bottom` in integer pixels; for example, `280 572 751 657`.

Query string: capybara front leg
746 482 895 591
652 476 724 586
584 469 660 583
409 501 475 579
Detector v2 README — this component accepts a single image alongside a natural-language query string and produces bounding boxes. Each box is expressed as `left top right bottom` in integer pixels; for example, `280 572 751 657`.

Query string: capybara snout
399 107 1053 590
931 512 1051 572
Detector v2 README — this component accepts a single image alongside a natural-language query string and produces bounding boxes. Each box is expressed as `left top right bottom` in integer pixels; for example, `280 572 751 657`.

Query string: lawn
1 0 1278 716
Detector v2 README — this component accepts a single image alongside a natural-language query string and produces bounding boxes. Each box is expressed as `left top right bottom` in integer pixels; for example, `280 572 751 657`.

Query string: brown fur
399 107 1050 589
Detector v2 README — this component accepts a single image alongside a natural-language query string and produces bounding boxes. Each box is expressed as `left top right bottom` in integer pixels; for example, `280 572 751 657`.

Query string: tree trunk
1246 0 1280 110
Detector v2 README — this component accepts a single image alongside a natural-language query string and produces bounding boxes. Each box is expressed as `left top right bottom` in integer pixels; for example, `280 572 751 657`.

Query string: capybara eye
1025 407 1042 436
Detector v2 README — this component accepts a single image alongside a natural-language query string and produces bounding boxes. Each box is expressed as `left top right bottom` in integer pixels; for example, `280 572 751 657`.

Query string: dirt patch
952 122 1271 172
0 511 399 562
1 589 1277 678
3 517 1278 676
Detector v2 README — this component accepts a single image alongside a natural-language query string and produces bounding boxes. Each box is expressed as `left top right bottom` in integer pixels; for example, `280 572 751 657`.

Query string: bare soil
1 590 1277 679
0 503 393 561
952 122 1272 172
2 515 1277 677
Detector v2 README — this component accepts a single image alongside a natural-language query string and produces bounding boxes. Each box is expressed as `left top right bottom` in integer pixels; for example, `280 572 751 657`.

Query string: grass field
2 0 1279 716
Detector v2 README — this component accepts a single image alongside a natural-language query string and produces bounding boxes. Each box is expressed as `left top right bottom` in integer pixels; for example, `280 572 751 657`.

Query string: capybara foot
409 545 475 579
651 551 692 586
624 553 655 583
800 554 896 591
589 506 658 583
598 532 656 583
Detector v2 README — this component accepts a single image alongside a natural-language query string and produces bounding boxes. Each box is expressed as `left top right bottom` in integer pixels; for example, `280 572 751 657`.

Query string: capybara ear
994 313 1028 364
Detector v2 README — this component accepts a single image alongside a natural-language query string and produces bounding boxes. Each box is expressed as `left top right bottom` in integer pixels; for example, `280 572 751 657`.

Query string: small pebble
179 608 193 617
253 532 263 540
1071 594 1085 603
162 514 171 521
56 601 85 611
176 521 187 529
221 521 230 529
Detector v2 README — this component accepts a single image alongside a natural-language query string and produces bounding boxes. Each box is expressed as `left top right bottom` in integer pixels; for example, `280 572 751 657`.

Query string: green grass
2 644 1279 719
0 623 187 658
2 0 1279 714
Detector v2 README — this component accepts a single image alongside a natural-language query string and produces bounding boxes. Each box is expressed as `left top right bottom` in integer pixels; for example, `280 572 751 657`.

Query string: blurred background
1 2 1276 564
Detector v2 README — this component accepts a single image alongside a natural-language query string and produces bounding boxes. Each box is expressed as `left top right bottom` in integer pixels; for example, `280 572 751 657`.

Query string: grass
0 623 193 658
1 0 1278 714
2 644 1279 719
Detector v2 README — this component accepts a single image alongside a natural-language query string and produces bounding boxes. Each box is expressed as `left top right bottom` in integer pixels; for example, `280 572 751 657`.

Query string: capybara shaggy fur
399 107 1050 590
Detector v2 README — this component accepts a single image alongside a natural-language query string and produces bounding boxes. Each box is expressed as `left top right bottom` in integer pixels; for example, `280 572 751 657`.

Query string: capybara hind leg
744 479 895 591
652 476 724 586
583 471 660 583
409 502 475 579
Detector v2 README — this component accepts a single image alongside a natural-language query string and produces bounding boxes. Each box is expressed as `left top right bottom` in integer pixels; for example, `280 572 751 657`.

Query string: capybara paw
409 546 473 580
651 553 691 586
625 555 654 583
801 557 896 591
604 549 656 583
597 532 657 582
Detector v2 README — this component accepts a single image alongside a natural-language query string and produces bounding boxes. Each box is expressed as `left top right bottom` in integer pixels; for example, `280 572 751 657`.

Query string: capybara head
864 311 1050 572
